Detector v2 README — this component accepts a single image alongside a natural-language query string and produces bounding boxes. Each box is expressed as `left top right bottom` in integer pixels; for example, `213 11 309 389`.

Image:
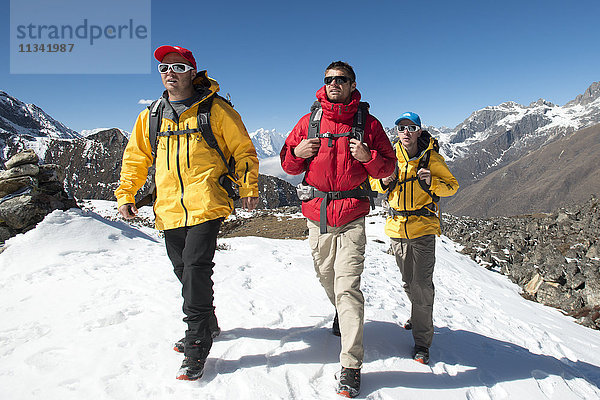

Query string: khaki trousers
391 234 436 348
307 217 366 369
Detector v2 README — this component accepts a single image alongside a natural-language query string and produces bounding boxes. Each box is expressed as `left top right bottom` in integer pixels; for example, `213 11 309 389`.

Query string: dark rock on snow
443 195 600 329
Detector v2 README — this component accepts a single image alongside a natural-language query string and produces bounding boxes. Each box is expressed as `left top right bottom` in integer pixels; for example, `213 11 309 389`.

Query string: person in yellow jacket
115 45 259 381
371 111 458 365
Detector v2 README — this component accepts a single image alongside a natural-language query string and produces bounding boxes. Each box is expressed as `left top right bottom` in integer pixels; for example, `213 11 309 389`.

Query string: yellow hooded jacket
370 136 458 239
115 72 259 231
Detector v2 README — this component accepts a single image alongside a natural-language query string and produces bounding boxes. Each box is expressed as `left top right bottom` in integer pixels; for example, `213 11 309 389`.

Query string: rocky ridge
0 91 80 163
443 123 600 217
440 82 600 188
442 196 600 329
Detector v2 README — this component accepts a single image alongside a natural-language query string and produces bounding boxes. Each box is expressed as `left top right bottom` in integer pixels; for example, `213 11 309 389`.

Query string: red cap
154 45 197 69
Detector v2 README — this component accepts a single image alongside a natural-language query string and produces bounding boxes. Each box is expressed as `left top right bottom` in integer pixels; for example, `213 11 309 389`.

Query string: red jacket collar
316 87 362 123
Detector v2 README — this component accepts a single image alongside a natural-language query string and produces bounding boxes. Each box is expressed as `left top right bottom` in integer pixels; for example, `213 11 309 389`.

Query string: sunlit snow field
1 202 599 399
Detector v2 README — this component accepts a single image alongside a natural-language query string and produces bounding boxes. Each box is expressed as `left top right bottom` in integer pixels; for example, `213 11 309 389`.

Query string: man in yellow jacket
115 45 259 381
371 112 458 365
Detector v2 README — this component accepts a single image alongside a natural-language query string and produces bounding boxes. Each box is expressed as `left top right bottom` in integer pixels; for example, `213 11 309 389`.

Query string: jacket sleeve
280 115 309 175
362 117 397 179
370 174 397 194
212 98 259 198
369 176 387 194
114 109 153 207
429 152 459 198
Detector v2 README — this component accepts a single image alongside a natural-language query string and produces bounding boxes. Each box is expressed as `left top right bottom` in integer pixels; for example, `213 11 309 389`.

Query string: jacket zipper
166 125 170 170
186 123 190 168
175 134 189 226
410 179 414 209
169 110 189 227
164 102 189 226
401 151 410 239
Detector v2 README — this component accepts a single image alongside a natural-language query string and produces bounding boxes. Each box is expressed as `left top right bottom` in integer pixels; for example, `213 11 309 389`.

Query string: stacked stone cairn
0 149 77 247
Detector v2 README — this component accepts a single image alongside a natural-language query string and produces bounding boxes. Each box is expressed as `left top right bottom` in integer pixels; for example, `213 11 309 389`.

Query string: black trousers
164 218 222 358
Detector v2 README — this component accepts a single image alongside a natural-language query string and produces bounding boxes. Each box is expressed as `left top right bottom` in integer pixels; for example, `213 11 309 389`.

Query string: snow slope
1 203 599 400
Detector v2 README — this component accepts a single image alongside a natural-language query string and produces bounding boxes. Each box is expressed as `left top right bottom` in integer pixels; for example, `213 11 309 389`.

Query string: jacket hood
192 70 220 94
417 130 435 154
316 86 362 123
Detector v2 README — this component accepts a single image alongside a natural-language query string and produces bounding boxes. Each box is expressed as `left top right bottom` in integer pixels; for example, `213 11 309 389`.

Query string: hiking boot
336 367 360 398
332 312 341 337
174 337 185 353
176 357 206 381
413 345 430 364
173 315 221 353
403 319 412 330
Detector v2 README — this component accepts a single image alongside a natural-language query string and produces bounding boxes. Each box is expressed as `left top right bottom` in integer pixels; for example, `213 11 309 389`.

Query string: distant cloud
138 99 154 105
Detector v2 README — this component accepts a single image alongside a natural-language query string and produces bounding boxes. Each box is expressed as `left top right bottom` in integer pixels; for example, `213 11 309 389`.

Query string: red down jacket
280 87 396 227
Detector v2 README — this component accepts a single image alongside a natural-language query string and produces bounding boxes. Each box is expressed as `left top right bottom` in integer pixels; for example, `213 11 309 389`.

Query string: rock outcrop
443 196 600 329
0 150 77 246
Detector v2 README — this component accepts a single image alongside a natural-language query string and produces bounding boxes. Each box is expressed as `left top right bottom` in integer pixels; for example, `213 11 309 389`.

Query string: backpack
135 94 239 208
307 101 368 144
386 131 440 218
297 101 377 234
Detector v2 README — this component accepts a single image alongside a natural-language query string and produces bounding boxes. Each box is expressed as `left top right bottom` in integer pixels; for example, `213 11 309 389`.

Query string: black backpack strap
135 98 165 209
307 101 322 139
196 95 237 178
303 101 376 232
386 134 441 204
416 147 440 203
388 202 438 218
351 102 369 143
139 94 241 205
196 95 240 200
310 178 377 234
307 101 369 148
148 98 165 162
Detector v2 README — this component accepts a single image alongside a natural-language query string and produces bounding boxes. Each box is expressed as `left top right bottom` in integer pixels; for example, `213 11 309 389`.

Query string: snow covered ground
1 202 600 400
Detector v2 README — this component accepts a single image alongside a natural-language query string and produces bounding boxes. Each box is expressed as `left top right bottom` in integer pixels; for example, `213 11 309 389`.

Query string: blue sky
1 0 599 134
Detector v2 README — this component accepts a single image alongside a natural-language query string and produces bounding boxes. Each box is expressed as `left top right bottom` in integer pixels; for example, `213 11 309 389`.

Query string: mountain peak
566 81 600 107
529 98 556 108
248 128 287 159
0 90 80 141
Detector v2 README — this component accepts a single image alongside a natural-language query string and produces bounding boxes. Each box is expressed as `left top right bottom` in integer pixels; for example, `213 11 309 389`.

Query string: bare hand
349 139 372 162
118 203 138 219
293 138 321 158
241 196 259 211
382 170 397 186
417 168 431 185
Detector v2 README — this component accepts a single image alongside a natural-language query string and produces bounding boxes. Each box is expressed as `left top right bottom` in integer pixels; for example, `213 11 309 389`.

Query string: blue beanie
394 112 421 127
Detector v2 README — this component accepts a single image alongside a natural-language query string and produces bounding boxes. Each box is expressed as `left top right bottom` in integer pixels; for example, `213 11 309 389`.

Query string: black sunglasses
324 76 351 85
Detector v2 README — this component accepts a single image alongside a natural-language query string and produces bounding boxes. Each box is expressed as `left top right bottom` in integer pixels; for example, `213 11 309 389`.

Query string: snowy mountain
445 123 600 217
438 82 600 188
1 204 599 399
249 128 287 159
0 91 80 163
248 128 304 185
